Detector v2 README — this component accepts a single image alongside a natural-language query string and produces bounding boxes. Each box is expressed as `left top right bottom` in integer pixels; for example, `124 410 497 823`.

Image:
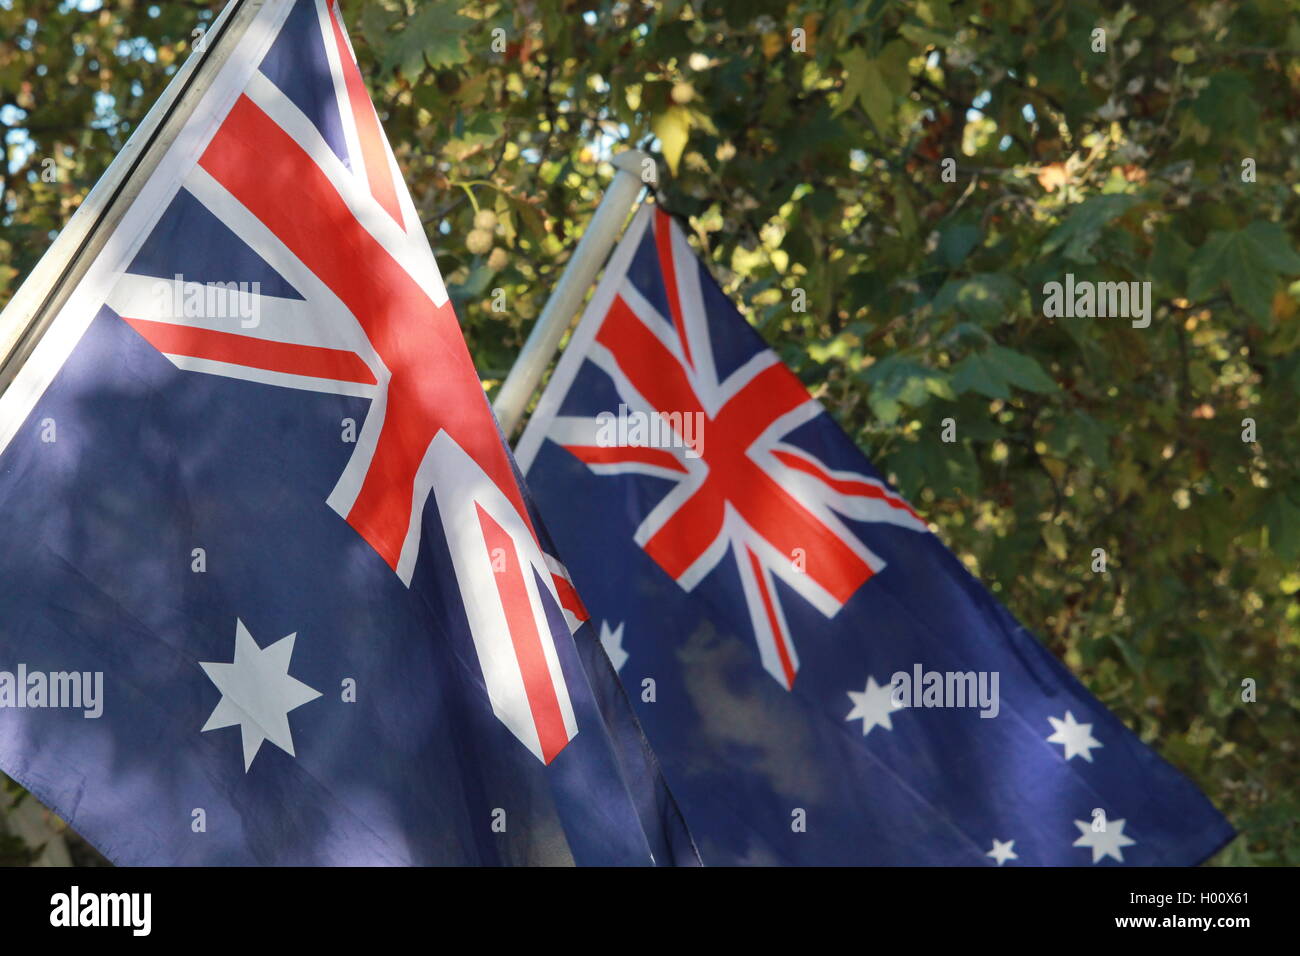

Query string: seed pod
466 228 493 256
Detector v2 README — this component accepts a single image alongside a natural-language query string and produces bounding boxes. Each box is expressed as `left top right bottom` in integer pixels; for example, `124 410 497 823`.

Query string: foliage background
1 0 1297 865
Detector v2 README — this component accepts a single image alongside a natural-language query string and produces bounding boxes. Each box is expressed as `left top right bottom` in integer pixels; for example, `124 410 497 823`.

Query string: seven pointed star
1073 818 1137 863
987 838 1018 866
200 619 322 771
845 675 904 736
1046 710 1103 762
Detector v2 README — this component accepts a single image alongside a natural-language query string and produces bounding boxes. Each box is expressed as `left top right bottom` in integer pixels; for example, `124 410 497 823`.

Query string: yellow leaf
762 32 783 60
1272 288 1297 322
1036 162 1069 193
1041 523 1067 561
653 107 692 177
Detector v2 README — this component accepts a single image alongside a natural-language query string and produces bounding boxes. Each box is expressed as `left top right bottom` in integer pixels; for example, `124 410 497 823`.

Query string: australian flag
516 203 1236 865
0 0 696 866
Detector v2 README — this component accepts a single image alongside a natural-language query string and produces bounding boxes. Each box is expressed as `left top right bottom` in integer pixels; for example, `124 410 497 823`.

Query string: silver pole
492 149 650 439
0 0 262 393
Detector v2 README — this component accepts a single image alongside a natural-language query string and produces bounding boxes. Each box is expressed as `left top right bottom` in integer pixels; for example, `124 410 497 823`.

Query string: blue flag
0 0 696 866
516 203 1235 866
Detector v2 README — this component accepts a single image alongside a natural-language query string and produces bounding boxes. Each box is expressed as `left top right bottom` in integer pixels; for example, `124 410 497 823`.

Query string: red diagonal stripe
478 504 570 764
325 2 403 226
748 545 796 688
561 443 689 474
121 317 377 385
654 208 693 369
772 449 922 520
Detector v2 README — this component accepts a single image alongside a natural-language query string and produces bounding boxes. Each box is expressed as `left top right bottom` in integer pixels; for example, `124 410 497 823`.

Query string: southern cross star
1046 710 1103 762
1073 817 1137 863
846 675 904 736
987 838 1018 866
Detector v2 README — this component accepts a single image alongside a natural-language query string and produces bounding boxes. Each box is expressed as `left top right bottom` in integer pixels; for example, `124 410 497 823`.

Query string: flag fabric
515 202 1236 866
0 0 696 866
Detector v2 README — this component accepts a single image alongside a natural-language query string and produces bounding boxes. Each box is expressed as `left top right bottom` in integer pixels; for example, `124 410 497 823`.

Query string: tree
2 0 1296 864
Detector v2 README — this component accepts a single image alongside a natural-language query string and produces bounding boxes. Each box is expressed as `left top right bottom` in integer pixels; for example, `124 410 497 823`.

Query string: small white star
1046 710 1103 762
599 620 628 672
200 619 322 771
987 838 1018 866
1073 817 1136 863
846 676 903 736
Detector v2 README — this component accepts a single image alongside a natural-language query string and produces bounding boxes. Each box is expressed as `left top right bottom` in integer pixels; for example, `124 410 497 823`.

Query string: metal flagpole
492 149 651 439
0 0 263 394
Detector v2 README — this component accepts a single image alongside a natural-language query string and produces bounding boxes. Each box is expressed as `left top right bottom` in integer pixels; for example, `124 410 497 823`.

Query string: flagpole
492 149 650 439
0 0 263 394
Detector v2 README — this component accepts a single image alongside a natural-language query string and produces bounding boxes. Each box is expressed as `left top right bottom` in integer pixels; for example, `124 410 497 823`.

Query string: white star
1046 710 1103 762
987 838 1018 866
200 619 322 771
846 676 903 736
599 620 628 672
1073 817 1136 863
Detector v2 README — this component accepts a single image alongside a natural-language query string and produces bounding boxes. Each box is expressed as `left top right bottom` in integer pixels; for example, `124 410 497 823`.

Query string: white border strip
514 202 654 472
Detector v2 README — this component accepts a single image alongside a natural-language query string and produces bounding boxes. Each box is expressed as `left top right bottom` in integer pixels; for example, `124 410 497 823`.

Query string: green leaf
931 273 1021 324
1255 491 1300 564
1149 228 1194 295
1243 221 1300 274
1042 195 1139 264
1072 412 1112 470
503 193 546 244
1190 71 1260 141
952 345 1056 398
876 40 913 99
1188 222 1300 322
861 356 952 423
359 2 400 51
898 22 951 47
931 223 981 269
835 47 870 116
985 345 1058 393
886 437 977 499
442 112 504 159
448 263 495 302
951 351 1011 400
836 46 892 131
380 1 473 76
